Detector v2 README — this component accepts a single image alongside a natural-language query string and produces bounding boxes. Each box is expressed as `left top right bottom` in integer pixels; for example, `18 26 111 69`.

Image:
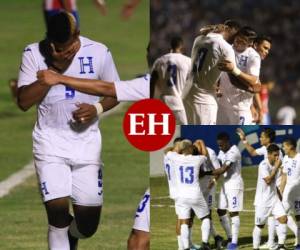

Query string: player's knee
256 224 264 229
76 222 99 238
127 230 149 250
45 199 70 227
201 214 211 221
217 209 226 216
277 216 287 224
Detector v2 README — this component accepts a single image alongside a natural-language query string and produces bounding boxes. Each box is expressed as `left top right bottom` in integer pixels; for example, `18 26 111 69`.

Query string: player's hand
217 59 234 72
208 178 216 189
236 128 246 140
274 158 282 169
50 40 80 62
37 70 61 85
73 103 97 124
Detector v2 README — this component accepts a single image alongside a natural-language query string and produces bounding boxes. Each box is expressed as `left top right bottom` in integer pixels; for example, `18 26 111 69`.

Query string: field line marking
0 161 35 198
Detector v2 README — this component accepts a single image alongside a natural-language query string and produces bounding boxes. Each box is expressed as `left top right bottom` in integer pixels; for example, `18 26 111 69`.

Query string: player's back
218 145 243 189
254 159 277 207
173 153 207 200
152 52 191 97
190 33 235 93
282 153 300 185
164 151 179 200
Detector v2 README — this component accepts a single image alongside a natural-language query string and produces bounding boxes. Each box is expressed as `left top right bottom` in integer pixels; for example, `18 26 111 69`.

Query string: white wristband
93 102 104 116
242 140 247 144
232 67 241 76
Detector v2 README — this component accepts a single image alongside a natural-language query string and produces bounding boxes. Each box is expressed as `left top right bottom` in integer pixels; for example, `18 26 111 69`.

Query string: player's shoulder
22 42 40 54
247 47 261 59
259 159 268 168
230 145 240 154
79 36 109 52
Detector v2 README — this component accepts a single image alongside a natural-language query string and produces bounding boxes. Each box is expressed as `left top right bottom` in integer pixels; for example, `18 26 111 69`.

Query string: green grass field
0 0 148 249
151 167 296 250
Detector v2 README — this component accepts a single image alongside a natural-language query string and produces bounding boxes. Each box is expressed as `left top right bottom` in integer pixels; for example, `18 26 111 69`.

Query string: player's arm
37 70 116 97
236 128 258 156
121 0 141 20
263 159 281 185
253 93 263 123
93 0 107 16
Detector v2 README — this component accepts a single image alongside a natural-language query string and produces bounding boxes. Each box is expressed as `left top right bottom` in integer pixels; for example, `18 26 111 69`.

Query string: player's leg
286 213 298 245
273 199 288 249
199 103 217 125
227 189 243 249
175 200 191 250
35 156 73 250
253 206 270 249
127 229 150 250
70 164 103 244
294 196 300 249
217 187 232 242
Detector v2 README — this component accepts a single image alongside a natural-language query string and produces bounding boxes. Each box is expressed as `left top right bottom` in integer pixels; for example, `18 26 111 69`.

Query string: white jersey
254 159 278 207
152 52 191 111
202 147 221 172
255 145 283 160
164 151 178 200
218 47 261 111
277 106 296 125
115 74 150 101
218 145 243 189
133 188 150 232
282 153 300 186
186 33 236 104
173 153 207 200
18 36 120 163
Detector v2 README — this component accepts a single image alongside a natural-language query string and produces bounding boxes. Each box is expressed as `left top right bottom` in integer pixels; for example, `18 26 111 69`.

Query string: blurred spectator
260 80 275 125
277 105 297 125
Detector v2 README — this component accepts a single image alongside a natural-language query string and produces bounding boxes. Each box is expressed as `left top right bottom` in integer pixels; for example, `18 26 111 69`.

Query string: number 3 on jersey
166 63 177 86
179 166 194 184
65 86 75 99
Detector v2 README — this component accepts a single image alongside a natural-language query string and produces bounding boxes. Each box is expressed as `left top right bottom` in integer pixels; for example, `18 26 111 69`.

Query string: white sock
220 214 232 239
180 224 189 249
276 223 287 245
201 218 211 243
297 220 300 245
48 225 70 250
267 216 276 245
287 215 298 238
231 216 240 244
177 235 184 250
253 226 262 249
210 220 217 238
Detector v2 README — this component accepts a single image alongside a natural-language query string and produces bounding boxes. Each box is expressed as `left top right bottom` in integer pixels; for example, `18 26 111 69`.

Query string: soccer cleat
294 245 300 250
214 235 224 250
223 238 232 247
190 244 201 250
259 242 277 250
201 242 211 250
227 243 238 250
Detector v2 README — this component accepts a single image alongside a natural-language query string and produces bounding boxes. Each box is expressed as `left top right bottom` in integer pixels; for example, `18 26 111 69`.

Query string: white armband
93 102 104 116
232 67 241 76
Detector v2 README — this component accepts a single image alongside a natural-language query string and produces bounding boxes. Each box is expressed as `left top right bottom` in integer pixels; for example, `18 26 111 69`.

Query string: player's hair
283 137 297 149
217 132 230 141
178 139 192 153
199 24 231 36
192 145 200 155
170 36 183 50
267 143 280 154
46 12 78 43
262 128 276 142
224 19 241 31
181 144 195 155
173 137 184 144
236 26 257 42
254 35 272 45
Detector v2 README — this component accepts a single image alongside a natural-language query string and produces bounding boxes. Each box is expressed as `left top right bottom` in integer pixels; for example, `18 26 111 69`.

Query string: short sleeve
248 54 261 77
260 163 270 179
255 146 265 156
209 150 221 169
18 47 38 88
100 49 120 82
221 43 236 68
115 74 150 101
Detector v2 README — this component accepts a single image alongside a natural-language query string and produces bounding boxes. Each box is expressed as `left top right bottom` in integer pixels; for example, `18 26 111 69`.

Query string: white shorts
255 199 286 225
282 183 300 215
133 189 150 232
238 110 253 125
176 198 209 220
34 155 103 206
218 187 243 212
217 105 253 125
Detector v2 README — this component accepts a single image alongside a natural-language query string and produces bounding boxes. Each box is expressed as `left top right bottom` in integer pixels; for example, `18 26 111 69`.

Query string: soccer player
151 36 191 124
17 12 119 249
237 128 298 249
171 140 211 250
252 144 288 250
128 189 150 250
217 26 261 125
184 24 239 125
211 132 244 250
281 138 300 250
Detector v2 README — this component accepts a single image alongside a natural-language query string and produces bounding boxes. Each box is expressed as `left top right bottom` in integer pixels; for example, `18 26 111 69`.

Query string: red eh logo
123 99 176 151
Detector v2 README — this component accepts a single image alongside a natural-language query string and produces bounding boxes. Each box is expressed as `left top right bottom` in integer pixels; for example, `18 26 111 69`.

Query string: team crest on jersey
78 57 94 74
238 55 248 67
